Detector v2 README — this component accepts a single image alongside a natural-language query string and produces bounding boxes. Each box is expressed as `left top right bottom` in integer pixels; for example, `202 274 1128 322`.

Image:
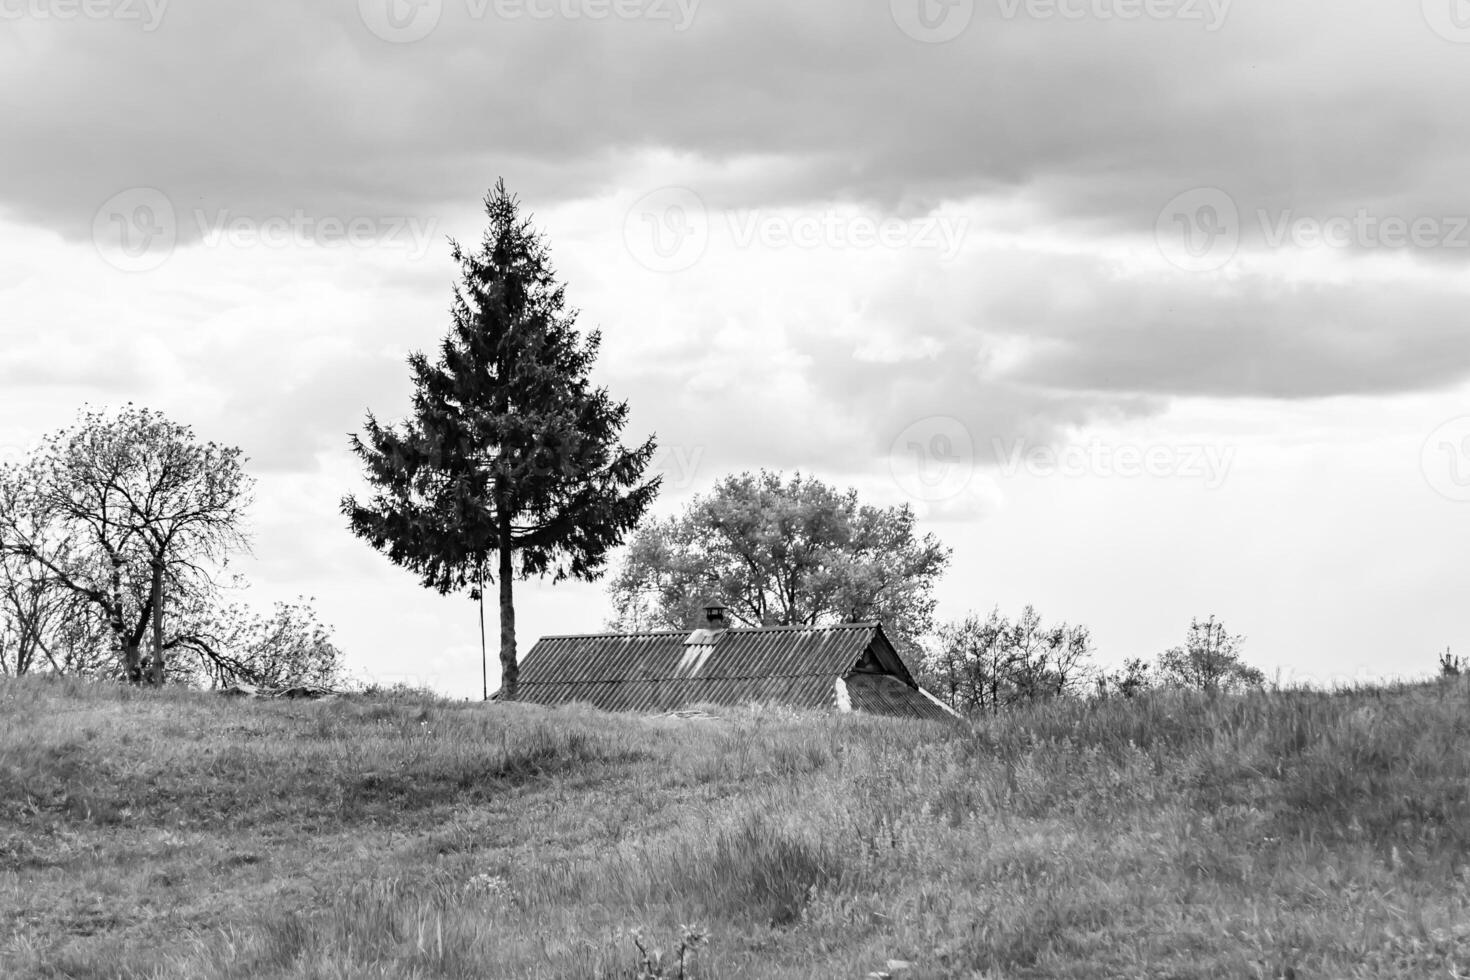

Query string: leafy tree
608 471 950 658
0 407 253 684
1004 605 1094 703
924 605 1094 715
922 609 1008 714
1096 657 1153 699
344 181 659 700
1154 616 1263 693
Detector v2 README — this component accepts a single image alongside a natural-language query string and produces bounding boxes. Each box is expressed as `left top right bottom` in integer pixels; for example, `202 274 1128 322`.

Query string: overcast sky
4 0 1469 694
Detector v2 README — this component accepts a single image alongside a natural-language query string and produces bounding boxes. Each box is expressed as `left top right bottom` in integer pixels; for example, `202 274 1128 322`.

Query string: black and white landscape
3 2 1470 978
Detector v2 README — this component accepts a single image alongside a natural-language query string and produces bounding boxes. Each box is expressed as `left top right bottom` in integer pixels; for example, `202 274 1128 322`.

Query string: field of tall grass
3 675 1470 978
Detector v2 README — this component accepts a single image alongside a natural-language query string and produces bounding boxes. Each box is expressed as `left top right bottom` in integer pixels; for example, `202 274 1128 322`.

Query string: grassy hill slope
4 676 1470 979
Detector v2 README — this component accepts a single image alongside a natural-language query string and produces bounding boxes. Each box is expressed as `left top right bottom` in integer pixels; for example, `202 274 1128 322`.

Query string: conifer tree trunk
498 516 517 700
478 564 488 702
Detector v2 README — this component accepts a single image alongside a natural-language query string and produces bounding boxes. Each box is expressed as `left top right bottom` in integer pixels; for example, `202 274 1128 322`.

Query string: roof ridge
537 630 689 640
535 622 880 641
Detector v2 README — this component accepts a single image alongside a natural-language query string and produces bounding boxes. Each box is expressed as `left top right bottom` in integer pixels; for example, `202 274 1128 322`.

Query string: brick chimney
683 600 729 650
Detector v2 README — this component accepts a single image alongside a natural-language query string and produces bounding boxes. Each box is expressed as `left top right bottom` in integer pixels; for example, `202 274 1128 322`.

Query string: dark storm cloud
5 0 1466 239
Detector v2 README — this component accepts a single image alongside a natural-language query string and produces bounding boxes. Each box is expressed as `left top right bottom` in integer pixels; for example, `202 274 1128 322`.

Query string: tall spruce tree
343 181 660 699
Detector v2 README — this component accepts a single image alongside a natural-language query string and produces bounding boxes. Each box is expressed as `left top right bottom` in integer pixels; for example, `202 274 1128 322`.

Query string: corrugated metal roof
517 623 954 721
512 674 846 714
518 623 876 713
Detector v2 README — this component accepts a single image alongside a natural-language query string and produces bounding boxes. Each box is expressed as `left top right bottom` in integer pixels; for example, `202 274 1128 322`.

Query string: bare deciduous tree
0 407 253 685
0 463 85 676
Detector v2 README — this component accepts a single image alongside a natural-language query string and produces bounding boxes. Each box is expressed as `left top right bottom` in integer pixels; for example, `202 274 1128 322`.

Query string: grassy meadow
3 675 1470 979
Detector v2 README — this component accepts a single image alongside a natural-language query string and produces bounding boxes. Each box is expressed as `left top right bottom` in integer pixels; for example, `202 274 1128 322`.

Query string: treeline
0 407 343 688
918 611 1265 716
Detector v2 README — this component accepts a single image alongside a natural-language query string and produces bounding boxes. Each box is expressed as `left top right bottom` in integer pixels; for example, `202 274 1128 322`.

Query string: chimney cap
700 599 729 629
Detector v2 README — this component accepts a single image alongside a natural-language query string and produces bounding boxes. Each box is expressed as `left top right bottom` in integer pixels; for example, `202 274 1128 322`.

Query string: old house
516 604 961 723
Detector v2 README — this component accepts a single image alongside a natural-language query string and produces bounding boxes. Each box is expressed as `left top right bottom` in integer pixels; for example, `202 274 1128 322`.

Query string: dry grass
4 675 1470 978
